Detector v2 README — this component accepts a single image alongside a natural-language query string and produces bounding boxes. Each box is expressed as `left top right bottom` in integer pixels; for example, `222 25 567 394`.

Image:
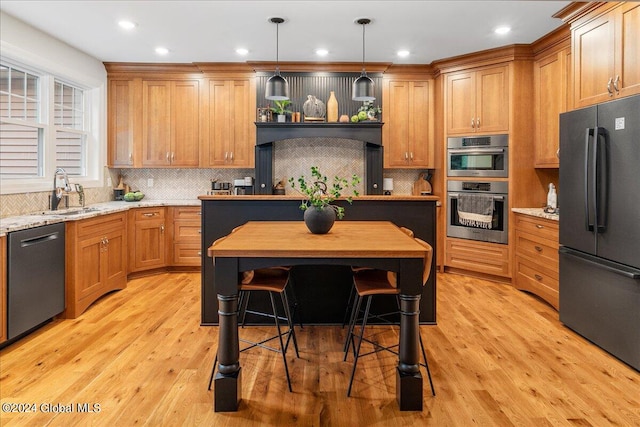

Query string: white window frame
0 58 104 195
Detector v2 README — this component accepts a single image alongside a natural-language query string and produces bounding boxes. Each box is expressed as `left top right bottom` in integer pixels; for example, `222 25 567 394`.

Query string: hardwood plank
1 271 638 426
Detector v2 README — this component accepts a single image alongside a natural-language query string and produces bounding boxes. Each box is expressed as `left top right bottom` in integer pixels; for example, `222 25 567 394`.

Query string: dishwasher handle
20 231 60 248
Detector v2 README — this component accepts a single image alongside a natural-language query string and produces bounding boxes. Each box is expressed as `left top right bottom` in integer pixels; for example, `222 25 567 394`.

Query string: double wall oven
446 134 509 244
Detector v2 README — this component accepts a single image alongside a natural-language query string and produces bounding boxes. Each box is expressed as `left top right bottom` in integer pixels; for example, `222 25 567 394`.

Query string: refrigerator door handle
560 247 640 279
584 128 595 232
595 127 608 233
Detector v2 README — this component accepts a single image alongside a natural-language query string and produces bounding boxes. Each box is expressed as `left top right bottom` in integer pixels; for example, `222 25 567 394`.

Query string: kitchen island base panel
397 370 423 411
214 369 242 412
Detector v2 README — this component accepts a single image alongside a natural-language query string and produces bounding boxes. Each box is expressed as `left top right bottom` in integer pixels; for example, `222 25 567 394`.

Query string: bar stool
207 236 300 392
343 236 435 397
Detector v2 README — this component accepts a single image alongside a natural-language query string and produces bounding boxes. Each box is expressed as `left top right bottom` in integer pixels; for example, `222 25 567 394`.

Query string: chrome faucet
51 167 71 210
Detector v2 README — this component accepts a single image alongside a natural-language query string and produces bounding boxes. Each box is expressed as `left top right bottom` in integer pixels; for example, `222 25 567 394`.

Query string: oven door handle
448 193 505 200
448 148 505 155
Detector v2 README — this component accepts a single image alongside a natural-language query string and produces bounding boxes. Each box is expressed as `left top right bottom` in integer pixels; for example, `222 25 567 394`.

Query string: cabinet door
104 228 127 290
228 79 254 167
132 219 166 271
408 81 433 168
446 72 476 135
171 80 200 166
616 3 640 99
385 80 411 167
534 51 568 167
142 81 172 166
573 11 617 107
475 66 509 133
76 234 106 302
108 79 137 167
205 80 231 166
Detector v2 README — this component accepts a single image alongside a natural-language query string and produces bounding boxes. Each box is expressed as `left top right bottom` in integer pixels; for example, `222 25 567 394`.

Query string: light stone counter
0 199 200 236
512 207 559 221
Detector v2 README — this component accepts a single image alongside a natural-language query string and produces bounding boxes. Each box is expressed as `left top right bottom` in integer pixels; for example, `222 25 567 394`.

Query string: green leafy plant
270 100 293 115
288 166 361 219
357 100 382 117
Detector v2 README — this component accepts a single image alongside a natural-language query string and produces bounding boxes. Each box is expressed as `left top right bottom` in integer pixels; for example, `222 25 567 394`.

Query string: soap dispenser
546 183 557 213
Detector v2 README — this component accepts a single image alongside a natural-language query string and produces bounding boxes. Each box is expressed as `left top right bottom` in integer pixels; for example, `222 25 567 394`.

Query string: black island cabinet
199 196 438 325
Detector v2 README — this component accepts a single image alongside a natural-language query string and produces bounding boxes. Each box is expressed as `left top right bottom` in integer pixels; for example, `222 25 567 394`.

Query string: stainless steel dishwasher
7 222 65 340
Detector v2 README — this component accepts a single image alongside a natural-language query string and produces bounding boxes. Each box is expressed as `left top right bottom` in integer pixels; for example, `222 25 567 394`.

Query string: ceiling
0 1 570 65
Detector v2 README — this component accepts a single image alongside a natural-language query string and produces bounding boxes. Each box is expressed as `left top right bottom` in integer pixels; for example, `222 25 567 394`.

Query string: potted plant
270 100 293 122
357 101 382 121
289 166 361 234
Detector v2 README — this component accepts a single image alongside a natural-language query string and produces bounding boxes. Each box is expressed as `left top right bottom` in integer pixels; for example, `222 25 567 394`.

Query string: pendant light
265 17 290 101
352 18 375 102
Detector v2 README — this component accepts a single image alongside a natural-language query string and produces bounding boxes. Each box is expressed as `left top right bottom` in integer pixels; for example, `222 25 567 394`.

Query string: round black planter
303 206 336 234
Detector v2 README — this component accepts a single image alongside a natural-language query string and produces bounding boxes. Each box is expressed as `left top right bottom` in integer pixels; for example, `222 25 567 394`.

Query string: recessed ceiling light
118 20 137 30
494 26 511 35
236 48 249 55
155 47 169 55
315 49 329 57
397 50 410 58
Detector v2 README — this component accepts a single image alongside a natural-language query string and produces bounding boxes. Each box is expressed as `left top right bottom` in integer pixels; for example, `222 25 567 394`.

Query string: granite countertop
0 199 200 236
512 207 559 221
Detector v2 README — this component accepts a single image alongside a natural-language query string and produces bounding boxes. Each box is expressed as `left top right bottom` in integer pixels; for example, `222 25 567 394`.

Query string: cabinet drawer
174 223 201 242
514 230 559 273
445 238 510 277
172 206 201 220
172 243 201 266
514 256 559 309
76 212 126 238
132 207 165 221
514 214 558 241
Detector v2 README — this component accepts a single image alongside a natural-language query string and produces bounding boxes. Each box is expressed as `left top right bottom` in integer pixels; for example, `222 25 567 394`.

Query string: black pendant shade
265 17 289 101
353 18 375 102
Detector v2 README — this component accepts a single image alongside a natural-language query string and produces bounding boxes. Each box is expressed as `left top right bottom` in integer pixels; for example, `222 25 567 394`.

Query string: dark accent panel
255 122 383 146
366 143 383 195
256 72 383 118
201 199 437 325
254 144 273 195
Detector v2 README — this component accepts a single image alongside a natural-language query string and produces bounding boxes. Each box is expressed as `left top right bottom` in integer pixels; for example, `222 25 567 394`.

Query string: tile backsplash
1 138 428 218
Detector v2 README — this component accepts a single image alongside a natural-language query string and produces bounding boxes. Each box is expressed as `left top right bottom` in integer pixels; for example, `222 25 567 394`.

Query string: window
1 62 92 182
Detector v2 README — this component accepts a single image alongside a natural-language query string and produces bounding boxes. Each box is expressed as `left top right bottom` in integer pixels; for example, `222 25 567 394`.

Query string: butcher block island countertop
198 194 440 202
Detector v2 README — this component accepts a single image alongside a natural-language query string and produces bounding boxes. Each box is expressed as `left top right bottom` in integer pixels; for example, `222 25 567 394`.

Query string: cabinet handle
230 151 234 161
613 75 620 93
198 229 201 234
410 152 414 161
534 245 543 252
160 224 165 233
556 148 560 159
404 152 409 160
471 118 475 128
197 251 202 256
142 213 156 217
534 274 543 281
104 237 109 246
171 152 175 162
607 77 613 96
476 118 480 128
129 152 133 164
536 224 544 229
197 211 202 216
224 152 228 161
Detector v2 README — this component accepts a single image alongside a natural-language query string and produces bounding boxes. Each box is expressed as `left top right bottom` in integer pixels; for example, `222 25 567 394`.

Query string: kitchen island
199 195 439 325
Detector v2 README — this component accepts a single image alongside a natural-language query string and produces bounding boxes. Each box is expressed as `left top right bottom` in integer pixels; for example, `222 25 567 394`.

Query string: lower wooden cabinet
128 207 167 273
65 212 127 318
168 206 202 266
1 235 6 343
445 237 511 278
513 213 559 309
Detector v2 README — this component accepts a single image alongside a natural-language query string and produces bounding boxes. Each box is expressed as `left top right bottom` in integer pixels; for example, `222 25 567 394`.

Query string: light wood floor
1 272 638 426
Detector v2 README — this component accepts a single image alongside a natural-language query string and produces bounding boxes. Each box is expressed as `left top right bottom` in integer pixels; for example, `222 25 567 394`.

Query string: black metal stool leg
269 291 293 392
343 293 363 358
347 295 372 397
419 333 436 396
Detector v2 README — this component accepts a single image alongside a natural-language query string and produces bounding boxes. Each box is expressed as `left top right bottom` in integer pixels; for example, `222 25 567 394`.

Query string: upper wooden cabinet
108 79 138 167
142 80 200 167
533 47 571 168
572 2 640 107
382 79 434 168
445 65 509 135
201 78 256 168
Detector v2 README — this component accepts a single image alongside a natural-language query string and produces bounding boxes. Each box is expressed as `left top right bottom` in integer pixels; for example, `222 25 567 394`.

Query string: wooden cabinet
0 236 6 343
533 47 571 168
445 65 509 135
513 213 559 309
168 206 202 266
128 207 167 273
202 78 256 167
142 80 200 167
382 79 434 168
445 238 510 278
65 213 127 318
108 79 138 167
572 2 640 107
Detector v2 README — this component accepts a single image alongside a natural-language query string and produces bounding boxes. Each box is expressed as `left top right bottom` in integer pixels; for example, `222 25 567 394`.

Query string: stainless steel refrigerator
559 94 640 371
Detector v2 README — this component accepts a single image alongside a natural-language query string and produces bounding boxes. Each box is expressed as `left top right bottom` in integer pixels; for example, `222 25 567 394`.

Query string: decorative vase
327 91 338 123
277 114 286 123
303 206 336 234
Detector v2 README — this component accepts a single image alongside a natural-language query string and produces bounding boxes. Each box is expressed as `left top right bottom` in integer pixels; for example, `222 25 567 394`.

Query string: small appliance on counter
383 178 394 195
234 177 254 195
209 180 232 195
